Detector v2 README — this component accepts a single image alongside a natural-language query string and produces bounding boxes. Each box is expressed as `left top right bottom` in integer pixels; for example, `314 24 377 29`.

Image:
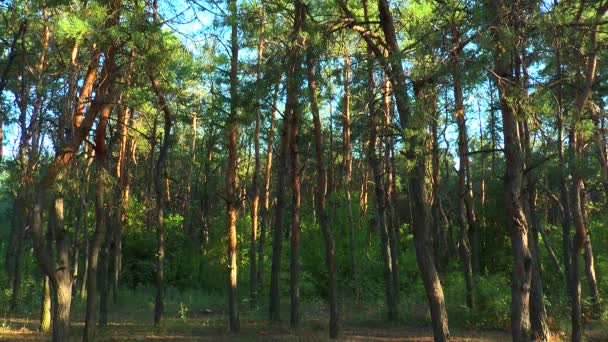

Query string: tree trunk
83 167 107 342
39 275 51 332
226 0 240 330
257 81 279 291
360 12 397 318
268 27 295 326
450 29 475 307
570 177 585 342
149 70 173 328
288 2 304 329
99 208 112 327
580 186 600 318
201 127 215 253
307 49 340 339
527 187 550 341
430 84 447 268
53 273 73 342
26 4 120 341
249 4 265 307
383 76 400 304
83 22 120 338
52 195 74 342
553 30 573 295
375 0 450 337
568 6 606 339
342 50 358 299
9 200 26 312
489 1 535 341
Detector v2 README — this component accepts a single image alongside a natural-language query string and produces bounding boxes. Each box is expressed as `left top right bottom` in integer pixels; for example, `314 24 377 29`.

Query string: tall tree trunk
83 15 121 337
553 26 573 295
360 3 397 317
288 1 304 329
80 179 90 300
268 30 295 327
568 5 606 340
200 126 215 253
489 1 533 340
149 70 173 327
83 164 108 342
113 51 135 303
580 185 600 318
383 76 400 304
430 83 447 268
52 195 74 342
26 4 120 341
9 14 48 311
342 49 358 299
52 272 73 342
40 209 55 333
376 0 450 338
249 3 265 307
526 184 550 341
450 29 475 308
307 49 340 339
99 205 112 327
570 176 585 342
257 81 279 290
226 0 240 330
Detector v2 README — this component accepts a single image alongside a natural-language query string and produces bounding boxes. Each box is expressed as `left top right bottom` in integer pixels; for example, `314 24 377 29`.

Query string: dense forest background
0 0 607 341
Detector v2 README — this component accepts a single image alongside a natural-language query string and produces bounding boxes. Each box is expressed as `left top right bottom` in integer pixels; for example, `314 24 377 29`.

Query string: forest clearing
1 0 608 341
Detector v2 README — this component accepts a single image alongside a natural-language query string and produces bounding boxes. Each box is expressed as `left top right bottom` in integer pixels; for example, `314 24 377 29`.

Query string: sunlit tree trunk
568 5 606 339
226 0 240 330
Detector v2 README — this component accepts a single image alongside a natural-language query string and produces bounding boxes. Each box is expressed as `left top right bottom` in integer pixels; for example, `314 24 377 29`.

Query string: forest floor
1 292 606 341
1 312 607 341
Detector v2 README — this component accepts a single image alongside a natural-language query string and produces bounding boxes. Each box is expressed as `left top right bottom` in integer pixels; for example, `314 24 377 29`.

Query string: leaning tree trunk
376 0 450 338
27 4 121 341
